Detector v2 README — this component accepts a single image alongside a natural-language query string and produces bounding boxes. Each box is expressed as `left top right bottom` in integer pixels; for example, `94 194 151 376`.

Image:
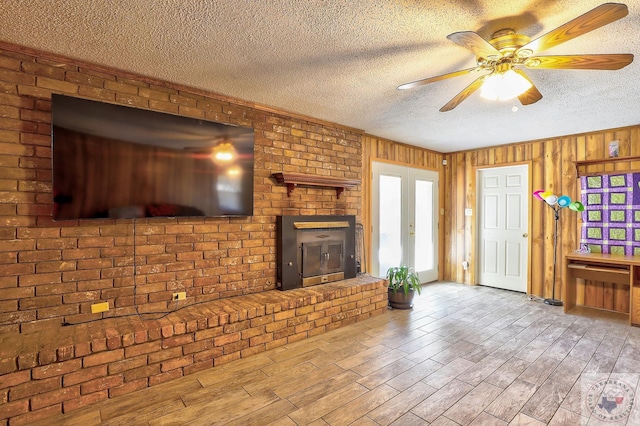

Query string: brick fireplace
0 45 385 425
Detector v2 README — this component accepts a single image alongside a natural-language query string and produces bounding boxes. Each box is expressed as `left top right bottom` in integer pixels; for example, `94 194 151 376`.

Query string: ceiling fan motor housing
486 29 532 60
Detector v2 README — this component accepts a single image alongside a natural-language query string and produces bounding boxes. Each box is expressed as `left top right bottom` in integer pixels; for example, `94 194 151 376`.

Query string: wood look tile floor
39 281 640 425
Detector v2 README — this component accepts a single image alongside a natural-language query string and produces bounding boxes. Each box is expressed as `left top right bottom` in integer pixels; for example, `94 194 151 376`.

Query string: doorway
476 165 529 292
371 162 439 282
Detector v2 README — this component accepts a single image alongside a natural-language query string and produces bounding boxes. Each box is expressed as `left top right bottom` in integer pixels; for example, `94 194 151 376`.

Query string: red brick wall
0 47 363 333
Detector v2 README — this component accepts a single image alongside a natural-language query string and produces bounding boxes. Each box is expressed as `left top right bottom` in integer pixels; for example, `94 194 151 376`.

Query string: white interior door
477 165 529 292
372 162 439 283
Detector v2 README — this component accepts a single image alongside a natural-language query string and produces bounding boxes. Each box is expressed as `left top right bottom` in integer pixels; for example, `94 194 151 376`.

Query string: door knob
522 233 528 237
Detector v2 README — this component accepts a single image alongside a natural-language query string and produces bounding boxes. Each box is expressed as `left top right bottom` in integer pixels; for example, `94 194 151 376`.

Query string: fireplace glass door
301 241 344 278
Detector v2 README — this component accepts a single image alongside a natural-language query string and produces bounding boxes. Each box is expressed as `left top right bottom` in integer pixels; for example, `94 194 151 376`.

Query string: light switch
465 208 473 216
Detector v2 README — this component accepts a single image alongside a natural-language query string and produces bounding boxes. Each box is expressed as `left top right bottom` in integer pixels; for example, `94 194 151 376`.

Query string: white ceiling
1 0 638 153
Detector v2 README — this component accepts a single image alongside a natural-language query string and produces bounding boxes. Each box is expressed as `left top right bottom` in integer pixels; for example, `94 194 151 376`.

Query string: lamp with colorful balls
532 190 584 307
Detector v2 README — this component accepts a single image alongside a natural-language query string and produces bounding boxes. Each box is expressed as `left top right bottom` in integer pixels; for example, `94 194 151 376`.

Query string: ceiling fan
397 2 634 112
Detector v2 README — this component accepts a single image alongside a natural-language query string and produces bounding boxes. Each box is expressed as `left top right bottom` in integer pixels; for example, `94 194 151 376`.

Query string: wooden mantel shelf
271 172 360 198
575 155 640 177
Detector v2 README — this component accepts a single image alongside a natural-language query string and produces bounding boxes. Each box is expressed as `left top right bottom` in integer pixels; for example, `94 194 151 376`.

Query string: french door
371 162 439 283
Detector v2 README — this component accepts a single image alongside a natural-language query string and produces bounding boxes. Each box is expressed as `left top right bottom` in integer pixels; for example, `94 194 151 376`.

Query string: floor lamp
533 190 584 306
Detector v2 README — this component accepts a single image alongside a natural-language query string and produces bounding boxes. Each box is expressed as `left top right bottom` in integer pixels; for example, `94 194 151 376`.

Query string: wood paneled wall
361 134 444 279
443 125 640 300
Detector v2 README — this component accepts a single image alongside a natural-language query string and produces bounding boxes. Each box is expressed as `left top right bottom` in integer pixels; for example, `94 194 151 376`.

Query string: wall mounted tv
52 94 254 220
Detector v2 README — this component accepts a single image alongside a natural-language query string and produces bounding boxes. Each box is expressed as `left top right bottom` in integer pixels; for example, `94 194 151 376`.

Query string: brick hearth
0 276 386 425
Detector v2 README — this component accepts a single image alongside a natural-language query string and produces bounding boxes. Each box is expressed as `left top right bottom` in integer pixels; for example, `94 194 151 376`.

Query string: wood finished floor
38 281 640 425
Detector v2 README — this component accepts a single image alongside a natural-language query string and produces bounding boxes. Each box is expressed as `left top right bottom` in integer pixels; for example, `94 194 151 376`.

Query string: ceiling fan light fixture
397 3 631 111
480 69 532 101
211 140 237 165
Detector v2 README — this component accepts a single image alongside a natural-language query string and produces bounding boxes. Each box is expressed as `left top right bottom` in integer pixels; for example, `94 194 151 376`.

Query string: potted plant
386 265 422 309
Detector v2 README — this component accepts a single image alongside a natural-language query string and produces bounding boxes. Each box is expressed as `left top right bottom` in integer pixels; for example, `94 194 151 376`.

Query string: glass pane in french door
378 174 402 276
414 179 434 272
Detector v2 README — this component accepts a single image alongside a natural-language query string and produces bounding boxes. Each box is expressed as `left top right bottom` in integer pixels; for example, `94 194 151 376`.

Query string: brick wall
0 46 363 333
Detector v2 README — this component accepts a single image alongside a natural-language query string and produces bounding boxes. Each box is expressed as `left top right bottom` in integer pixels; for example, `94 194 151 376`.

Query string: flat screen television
51 94 254 220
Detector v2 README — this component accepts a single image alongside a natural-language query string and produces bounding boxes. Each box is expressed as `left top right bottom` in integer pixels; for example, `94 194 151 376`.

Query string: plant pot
388 288 415 309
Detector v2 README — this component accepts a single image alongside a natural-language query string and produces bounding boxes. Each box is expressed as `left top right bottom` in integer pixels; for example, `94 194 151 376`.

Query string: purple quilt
580 173 640 256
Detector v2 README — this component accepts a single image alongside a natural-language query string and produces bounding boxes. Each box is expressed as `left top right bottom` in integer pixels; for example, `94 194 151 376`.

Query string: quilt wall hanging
580 173 640 256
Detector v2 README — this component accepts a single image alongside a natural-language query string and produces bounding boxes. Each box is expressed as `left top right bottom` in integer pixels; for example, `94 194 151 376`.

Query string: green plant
386 265 422 295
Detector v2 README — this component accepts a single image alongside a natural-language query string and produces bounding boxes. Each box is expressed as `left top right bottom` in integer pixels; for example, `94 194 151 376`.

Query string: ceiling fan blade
440 75 487 112
397 67 481 90
513 70 542 105
525 54 633 70
447 31 502 59
518 3 628 55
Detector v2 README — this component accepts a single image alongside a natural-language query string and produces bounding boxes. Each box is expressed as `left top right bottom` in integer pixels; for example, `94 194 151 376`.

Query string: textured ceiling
1 0 638 153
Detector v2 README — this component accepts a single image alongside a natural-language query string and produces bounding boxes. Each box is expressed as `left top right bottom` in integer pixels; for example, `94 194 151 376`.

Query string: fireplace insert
276 215 357 290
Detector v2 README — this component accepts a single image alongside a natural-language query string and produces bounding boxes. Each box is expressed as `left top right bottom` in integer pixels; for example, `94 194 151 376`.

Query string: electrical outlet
173 292 186 301
91 302 109 314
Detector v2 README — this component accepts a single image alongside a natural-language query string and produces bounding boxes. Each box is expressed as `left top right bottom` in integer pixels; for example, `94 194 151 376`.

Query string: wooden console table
564 252 640 325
